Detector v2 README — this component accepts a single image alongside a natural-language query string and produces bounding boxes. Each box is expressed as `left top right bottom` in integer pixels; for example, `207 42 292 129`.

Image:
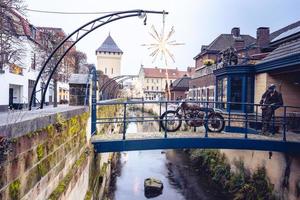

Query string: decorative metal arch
108 82 122 99
99 75 137 93
99 75 138 100
29 10 167 110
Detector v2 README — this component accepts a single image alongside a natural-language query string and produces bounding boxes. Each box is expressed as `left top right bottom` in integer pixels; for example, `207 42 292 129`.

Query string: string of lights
24 8 121 15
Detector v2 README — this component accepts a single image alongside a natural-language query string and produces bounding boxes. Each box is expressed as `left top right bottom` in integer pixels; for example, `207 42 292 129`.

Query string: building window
210 88 214 100
147 86 149 90
216 75 254 112
207 88 210 101
152 86 154 90
0 52 8 71
105 68 107 74
9 64 23 75
111 67 113 74
31 53 36 70
230 76 243 110
217 77 227 109
30 25 36 40
156 86 159 90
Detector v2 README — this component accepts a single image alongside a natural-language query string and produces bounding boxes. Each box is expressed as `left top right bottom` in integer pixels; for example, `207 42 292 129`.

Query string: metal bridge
91 99 300 153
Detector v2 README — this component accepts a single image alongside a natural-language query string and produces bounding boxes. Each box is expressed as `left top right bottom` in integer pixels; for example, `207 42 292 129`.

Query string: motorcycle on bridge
159 101 225 132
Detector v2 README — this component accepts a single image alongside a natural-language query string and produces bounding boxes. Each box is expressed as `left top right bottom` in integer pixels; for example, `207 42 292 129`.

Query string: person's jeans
261 107 274 133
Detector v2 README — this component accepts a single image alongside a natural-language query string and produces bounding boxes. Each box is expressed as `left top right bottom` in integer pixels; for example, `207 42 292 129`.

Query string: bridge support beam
92 138 300 153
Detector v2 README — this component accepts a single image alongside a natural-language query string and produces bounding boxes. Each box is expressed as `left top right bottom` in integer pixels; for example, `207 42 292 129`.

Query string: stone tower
96 34 123 78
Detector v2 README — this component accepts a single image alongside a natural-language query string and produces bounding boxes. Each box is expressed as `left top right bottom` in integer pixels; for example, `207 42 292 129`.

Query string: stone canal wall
0 107 89 200
81 103 123 200
221 150 300 200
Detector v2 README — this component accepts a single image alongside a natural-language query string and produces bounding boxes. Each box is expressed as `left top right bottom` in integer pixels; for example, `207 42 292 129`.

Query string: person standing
260 84 283 135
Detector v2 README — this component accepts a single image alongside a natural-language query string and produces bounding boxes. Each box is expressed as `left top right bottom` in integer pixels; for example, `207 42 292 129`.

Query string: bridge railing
94 99 300 142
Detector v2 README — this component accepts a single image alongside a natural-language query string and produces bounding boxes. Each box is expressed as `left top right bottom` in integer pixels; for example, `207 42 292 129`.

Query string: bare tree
0 0 26 72
68 50 87 73
36 27 80 107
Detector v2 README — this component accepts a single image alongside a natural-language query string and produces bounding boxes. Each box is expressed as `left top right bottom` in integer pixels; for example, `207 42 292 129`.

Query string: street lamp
29 10 168 110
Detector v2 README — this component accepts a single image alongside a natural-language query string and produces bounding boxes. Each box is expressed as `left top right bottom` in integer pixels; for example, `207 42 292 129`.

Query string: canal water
110 120 228 200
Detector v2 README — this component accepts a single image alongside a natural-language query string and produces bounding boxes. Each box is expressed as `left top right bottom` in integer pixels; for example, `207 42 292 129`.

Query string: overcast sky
27 0 300 75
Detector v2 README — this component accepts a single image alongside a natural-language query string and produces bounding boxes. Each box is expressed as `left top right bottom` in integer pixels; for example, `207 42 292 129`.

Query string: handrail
92 99 300 143
95 99 300 110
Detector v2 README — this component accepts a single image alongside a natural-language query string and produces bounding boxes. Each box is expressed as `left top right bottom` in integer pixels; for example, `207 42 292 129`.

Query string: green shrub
186 150 275 199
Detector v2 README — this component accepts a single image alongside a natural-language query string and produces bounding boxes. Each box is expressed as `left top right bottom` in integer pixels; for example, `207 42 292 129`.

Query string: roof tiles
260 38 300 63
143 68 191 79
96 34 123 54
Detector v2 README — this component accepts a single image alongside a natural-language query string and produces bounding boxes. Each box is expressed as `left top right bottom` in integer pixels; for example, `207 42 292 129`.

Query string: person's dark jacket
260 90 283 110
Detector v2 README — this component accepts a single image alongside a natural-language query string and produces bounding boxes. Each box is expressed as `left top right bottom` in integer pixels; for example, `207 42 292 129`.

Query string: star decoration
142 25 184 66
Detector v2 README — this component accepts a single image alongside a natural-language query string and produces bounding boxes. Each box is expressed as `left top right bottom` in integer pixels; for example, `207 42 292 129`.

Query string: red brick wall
171 91 186 100
190 74 216 88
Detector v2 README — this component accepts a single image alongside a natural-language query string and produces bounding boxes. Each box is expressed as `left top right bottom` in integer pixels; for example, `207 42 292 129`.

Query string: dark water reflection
111 118 228 200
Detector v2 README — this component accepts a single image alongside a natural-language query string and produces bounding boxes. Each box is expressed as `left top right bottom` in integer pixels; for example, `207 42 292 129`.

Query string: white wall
0 37 45 108
96 52 122 78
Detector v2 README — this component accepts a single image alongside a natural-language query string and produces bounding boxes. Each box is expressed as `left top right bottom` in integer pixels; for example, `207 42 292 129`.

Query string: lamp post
29 10 168 110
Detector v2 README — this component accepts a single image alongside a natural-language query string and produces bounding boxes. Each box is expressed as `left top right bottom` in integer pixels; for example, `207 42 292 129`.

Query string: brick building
189 27 258 102
138 66 193 100
213 20 300 115
167 75 191 100
255 21 300 111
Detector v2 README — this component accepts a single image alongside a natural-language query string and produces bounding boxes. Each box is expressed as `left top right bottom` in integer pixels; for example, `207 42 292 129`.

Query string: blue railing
93 99 300 143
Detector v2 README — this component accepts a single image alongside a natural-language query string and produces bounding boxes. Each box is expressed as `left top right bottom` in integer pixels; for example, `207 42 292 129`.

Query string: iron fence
93 99 300 142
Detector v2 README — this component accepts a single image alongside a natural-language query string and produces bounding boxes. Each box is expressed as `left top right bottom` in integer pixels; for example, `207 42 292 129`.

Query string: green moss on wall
69 116 81 136
84 190 92 200
9 179 21 200
55 113 67 132
37 144 44 161
96 104 123 135
100 163 108 178
4 111 89 200
47 148 89 200
24 167 39 193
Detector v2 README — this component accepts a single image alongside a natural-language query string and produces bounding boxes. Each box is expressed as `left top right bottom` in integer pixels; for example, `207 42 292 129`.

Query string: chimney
201 45 208 52
257 27 270 48
234 39 245 51
231 27 240 37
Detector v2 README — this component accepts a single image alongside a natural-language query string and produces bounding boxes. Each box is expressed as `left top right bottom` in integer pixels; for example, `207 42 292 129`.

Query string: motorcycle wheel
206 113 225 132
160 110 182 132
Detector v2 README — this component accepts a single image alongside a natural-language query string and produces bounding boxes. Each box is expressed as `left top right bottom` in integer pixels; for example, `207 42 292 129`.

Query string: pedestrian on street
260 84 283 135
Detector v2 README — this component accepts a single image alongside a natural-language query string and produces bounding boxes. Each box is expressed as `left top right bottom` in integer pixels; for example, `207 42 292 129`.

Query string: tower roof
96 34 123 54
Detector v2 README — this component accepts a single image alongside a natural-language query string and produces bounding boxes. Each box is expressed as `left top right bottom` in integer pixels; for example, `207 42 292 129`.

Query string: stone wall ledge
0 106 88 138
